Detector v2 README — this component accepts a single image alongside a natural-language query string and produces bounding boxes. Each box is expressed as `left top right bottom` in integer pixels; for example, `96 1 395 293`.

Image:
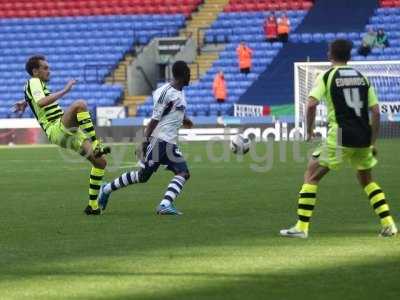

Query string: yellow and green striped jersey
24 78 64 131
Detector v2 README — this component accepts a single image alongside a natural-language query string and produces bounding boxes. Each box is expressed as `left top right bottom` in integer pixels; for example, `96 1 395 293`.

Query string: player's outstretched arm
12 99 27 113
37 79 76 107
306 97 318 141
144 118 159 140
370 104 380 155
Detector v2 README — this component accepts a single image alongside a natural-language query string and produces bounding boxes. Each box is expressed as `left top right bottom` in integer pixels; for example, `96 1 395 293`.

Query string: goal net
294 61 400 140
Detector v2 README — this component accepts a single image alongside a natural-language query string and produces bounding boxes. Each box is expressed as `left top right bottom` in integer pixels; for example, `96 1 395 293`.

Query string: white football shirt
151 83 187 144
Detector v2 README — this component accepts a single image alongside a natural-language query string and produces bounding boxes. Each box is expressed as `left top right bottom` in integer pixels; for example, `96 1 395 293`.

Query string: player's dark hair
172 60 189 80
329 39 353 62
25 55 46 76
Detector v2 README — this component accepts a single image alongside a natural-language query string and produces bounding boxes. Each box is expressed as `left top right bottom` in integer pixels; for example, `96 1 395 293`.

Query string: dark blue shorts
140 138 189 177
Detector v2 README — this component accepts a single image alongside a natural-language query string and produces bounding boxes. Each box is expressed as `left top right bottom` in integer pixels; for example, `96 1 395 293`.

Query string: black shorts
240 67 250 74
140 138 189 178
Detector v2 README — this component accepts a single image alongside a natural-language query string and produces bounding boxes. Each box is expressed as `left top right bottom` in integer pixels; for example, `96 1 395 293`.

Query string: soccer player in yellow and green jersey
14 55 110 215
280 39 397 238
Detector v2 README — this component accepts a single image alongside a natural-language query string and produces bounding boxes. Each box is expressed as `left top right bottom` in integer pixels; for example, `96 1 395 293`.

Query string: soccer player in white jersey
98 61 193 215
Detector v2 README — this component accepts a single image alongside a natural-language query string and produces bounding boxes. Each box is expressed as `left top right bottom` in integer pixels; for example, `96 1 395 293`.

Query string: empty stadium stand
295 0 378 33
0 1 201 118
380 0 400 7
0 0 202 18
2 0 399 120
107 0 400 117
223 0 313 12
137 7 310 117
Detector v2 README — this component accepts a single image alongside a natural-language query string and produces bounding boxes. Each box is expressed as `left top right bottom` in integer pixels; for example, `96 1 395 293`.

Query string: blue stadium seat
312 33 324 42
324 33 336 41
391 39 400 47
336 32 348 39
301 33 312 43
347 32 360 40
216 34 226 43
371 47 384 55
289 34 300 43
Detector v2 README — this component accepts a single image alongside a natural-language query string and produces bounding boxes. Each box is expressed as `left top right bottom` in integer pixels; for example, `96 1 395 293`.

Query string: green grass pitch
0 140 399 300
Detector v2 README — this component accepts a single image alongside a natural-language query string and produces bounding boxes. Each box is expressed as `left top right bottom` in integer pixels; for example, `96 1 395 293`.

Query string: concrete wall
165 36 196 81
127 39 159 95
127 36 196 94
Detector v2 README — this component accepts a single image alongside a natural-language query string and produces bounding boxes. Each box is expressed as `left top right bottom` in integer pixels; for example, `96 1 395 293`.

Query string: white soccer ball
230 134 251 154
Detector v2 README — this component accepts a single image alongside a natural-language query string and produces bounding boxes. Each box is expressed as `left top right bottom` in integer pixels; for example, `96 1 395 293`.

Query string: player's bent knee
178 171 190 181
138 169 151 183
306 170 320 183
93 157 107 169
73 100 87 112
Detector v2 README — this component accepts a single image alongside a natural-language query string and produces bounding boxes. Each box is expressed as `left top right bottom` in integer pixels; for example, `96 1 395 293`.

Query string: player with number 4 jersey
280 39 397 238
311 60 378 150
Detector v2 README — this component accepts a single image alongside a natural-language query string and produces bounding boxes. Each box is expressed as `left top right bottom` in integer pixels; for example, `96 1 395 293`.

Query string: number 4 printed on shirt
343 88 363 117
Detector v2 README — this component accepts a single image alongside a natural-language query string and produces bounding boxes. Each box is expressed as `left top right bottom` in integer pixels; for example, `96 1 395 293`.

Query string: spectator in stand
358 28 376 57
277 12 291 43
213 70 227 103
264 13 278 43
376 29 389 48
236 42 253 74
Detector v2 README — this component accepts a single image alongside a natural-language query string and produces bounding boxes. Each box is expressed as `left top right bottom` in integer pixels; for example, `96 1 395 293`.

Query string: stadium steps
181 0 230 45
105 53 135 103
124 95 148 116
183 0 229 81
189 51 221 81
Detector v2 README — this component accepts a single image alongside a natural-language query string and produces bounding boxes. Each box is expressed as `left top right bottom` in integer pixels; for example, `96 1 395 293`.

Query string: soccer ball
230 134 251 154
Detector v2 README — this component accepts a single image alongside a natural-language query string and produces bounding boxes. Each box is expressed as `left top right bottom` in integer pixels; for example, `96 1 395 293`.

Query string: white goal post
294 61 400 139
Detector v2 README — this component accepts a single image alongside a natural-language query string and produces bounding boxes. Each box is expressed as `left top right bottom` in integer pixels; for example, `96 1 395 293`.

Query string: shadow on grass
3 256 400 300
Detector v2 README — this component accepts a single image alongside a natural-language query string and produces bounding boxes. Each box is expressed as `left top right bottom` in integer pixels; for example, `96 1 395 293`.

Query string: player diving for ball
14 55 110 215
280 39 397 238
98 60 193 215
